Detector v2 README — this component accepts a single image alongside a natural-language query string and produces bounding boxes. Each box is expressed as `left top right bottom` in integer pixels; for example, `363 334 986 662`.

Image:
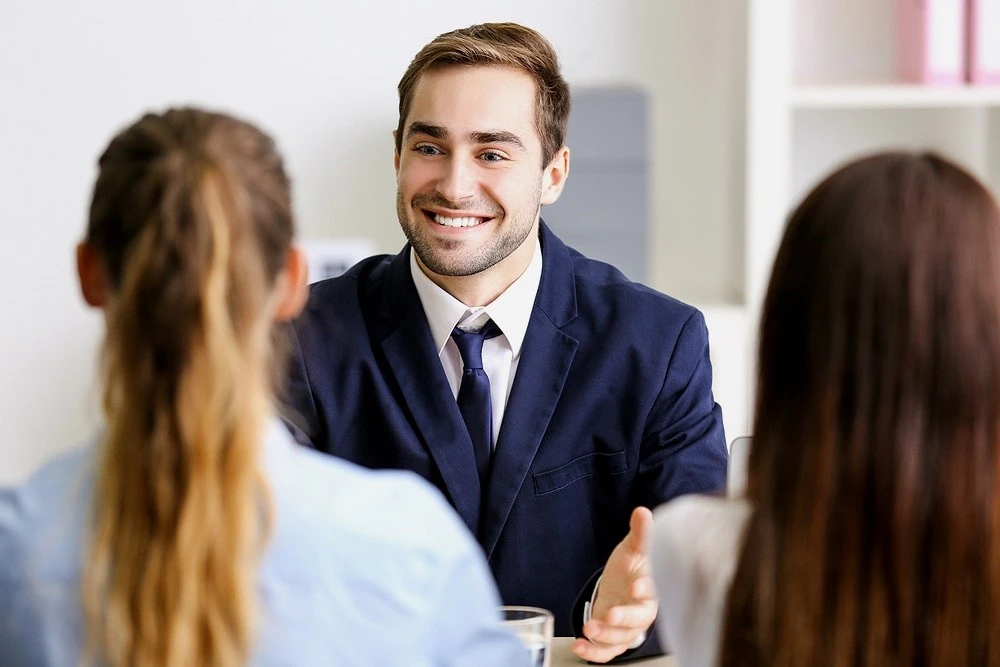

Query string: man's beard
396 190 538 277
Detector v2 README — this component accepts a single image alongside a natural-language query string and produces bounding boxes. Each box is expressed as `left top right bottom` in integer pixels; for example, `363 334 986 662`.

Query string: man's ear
275 247 309 321
540 146 570 206
393 130 401 174
76 242 107 308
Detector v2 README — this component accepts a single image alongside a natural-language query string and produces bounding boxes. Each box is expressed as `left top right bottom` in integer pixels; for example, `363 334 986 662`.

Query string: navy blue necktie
451 319 502 489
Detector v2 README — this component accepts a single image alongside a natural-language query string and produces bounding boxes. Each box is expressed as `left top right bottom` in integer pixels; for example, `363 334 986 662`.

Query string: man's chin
413 248 493 279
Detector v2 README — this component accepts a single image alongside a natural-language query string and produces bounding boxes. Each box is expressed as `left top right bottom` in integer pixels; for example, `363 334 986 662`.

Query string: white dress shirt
409 239 543 447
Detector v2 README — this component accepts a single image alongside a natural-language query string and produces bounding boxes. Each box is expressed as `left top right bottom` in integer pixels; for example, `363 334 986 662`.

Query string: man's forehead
414 63 537 93
405 66 541 146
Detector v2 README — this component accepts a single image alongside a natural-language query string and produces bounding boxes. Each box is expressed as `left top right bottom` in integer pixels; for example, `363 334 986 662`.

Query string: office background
0 0 749 484
10 0 999 485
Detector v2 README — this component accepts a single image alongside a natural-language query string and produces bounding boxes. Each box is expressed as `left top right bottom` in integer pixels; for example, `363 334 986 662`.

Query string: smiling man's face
394 65 565 286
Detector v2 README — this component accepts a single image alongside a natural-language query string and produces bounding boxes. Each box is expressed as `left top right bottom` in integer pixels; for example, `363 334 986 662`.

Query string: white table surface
551 637 677 666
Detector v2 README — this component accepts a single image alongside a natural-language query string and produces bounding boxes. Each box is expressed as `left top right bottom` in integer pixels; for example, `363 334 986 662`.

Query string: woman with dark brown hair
651 151 1000 667
0 107 528 667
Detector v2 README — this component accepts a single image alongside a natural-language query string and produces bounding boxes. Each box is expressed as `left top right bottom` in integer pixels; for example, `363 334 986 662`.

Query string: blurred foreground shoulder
0 447 92 577
0 446 93 667
262 425 530 666
650 495 751 667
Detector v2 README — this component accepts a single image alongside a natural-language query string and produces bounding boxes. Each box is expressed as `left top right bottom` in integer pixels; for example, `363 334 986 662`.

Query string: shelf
791 84 1000 109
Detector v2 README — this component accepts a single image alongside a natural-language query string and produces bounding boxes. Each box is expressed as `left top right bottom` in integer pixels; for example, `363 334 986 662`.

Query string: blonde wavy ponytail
80 109 294 667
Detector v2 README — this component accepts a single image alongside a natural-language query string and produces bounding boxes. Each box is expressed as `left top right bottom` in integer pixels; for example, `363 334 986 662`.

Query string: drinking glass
499 606 554 667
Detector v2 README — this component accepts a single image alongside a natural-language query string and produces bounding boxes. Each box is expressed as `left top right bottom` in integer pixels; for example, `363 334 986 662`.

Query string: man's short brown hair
396 22 571 167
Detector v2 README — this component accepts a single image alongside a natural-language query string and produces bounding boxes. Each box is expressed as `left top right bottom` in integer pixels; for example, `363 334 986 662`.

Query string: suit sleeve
635 309 728 507
570 310 727 662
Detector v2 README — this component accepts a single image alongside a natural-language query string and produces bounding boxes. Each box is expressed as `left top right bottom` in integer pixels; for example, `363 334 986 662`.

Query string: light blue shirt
0 419 529 666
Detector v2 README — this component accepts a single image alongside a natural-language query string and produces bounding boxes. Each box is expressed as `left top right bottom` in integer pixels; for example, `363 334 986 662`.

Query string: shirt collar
409 238 543 359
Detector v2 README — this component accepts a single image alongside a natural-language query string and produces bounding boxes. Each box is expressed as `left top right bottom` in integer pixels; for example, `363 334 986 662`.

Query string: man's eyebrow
405 124 526 152
470 131 525 150
406 122 448 140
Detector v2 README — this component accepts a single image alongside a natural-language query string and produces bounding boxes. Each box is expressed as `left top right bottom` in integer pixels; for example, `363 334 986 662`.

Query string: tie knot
451 320 501 370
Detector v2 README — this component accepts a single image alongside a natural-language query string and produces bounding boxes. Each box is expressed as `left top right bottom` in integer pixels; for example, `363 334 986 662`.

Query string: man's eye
480 151 506 162
416 145 441 155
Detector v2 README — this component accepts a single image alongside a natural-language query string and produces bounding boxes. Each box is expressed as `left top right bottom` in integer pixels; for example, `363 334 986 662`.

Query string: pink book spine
897 0 967 84
968 0 1000 83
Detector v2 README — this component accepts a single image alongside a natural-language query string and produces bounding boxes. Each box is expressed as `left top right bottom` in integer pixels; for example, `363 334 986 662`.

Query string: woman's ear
275 247 309 321
76 242 107 308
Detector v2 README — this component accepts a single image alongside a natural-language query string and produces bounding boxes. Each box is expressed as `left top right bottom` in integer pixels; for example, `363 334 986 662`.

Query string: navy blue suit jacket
283 223 728 655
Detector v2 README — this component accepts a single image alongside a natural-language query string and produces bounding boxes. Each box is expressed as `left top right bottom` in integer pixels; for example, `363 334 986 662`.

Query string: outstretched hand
571 507 659 663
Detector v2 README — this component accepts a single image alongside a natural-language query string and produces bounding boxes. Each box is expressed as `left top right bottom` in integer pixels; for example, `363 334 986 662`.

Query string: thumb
624 506 654 554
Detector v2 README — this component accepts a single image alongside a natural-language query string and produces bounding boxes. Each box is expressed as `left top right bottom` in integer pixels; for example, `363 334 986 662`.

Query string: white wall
0 0 746 483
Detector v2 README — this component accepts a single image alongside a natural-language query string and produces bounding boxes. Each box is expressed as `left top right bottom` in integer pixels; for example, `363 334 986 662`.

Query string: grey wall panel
542 86 649 283
559 87 649 162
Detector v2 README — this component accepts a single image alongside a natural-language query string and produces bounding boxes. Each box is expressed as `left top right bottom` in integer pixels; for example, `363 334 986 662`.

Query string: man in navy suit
283 22 728 662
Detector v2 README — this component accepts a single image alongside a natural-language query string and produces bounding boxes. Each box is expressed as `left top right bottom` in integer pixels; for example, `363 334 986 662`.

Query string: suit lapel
378 248 482 535
480 223 579 557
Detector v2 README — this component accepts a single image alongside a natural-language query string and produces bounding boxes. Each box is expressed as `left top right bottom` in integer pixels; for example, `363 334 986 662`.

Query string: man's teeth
433 213 483 228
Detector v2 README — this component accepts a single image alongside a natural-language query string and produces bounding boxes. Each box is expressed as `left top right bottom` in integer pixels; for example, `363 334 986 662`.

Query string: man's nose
436 155 477 203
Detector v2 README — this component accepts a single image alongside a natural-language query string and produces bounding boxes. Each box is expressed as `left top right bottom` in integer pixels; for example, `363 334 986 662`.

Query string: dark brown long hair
81 108 294 667
721 152 1000 666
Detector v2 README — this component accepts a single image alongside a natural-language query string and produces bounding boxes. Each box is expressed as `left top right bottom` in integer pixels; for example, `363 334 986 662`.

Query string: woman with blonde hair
651 151 1000 666
0 107 528 667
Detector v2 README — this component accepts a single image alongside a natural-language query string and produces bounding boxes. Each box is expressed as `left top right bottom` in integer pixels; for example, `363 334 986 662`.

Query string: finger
583 619 646 648
630 574 657 600
624 506 654 554
571 637 628 664
600 602 658 630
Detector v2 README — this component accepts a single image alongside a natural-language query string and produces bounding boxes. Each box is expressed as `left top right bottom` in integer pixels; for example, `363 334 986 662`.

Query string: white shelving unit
700 304 751 446
792 84 1000 108
728 0 1000 440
